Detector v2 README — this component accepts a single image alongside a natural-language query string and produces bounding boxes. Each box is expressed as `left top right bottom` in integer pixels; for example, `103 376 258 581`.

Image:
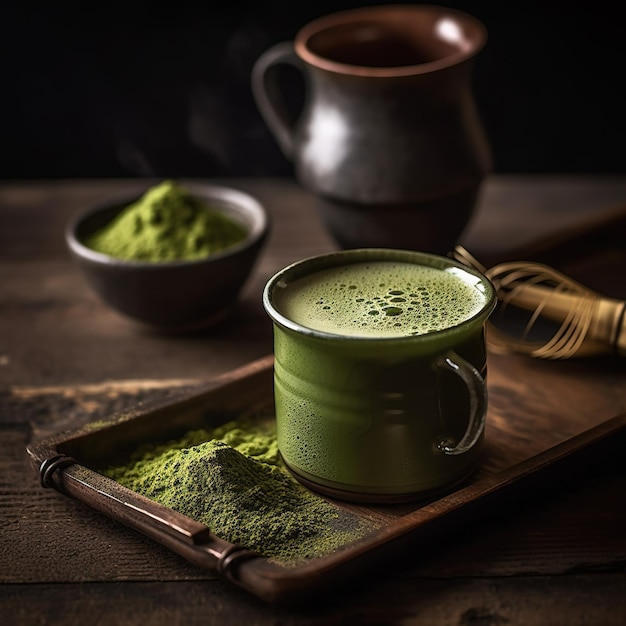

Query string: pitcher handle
251 41 304 160
435 350 487 456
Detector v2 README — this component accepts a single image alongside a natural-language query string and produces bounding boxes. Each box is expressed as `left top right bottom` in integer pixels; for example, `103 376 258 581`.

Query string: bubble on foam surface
276 262 486 337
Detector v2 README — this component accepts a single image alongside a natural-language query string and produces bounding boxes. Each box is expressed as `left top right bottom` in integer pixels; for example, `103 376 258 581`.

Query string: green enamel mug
263 248 497 503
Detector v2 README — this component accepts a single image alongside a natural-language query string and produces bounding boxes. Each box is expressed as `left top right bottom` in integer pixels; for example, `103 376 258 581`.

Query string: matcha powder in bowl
84 179 248 262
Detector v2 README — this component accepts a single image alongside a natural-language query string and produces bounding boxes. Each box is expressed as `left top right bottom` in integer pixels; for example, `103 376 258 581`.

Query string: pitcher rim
294 4 488 78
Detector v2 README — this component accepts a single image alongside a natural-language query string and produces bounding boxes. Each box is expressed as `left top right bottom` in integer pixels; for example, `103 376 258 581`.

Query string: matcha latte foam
272 261 488 338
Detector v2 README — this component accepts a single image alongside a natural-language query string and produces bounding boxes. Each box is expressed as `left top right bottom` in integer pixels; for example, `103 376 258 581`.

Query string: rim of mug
294 4 488 78
263 248 496 343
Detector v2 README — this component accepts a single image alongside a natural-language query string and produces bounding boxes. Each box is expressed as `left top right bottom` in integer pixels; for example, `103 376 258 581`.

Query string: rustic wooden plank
3 176 626 616
2 574 625 625
462 174 626 261
2 380 203 436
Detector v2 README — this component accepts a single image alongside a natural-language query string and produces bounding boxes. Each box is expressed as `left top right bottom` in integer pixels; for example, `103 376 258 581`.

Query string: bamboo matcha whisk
453 245 626 359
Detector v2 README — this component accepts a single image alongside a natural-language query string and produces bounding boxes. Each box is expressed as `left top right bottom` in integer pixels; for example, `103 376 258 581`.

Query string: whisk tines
452 245 626 359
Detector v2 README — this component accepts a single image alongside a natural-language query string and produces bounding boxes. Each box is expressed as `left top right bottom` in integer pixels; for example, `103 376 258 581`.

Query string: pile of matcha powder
83 179 248 262
102 418 378 565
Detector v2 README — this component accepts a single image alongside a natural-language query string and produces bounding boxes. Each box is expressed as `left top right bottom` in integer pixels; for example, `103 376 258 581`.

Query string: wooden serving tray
26 351 626 604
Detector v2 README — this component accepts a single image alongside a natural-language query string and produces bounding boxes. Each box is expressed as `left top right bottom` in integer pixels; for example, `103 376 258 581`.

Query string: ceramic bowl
65 182 270 330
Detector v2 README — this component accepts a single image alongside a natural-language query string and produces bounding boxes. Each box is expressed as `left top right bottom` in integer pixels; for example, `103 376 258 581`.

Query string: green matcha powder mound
104 420 377 565
84 179 247 262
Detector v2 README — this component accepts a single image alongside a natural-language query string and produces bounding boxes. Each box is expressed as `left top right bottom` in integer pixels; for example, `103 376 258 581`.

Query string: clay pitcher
251 4 492 253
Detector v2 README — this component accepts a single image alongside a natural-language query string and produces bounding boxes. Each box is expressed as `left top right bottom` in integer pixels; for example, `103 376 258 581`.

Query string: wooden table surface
1 175 626 624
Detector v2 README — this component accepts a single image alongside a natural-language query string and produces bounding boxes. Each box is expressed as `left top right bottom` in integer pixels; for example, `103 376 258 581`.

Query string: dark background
2 1 626 180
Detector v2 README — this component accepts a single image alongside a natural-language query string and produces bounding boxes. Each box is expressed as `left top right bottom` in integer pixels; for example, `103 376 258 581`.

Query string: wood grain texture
2 574 626 626
2 176 626 621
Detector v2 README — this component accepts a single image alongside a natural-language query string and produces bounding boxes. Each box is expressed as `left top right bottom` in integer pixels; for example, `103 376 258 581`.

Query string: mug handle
435 350 487 456
251 41 304 160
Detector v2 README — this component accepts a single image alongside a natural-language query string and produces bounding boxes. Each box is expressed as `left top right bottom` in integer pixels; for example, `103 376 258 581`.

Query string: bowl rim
65 182 270 268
